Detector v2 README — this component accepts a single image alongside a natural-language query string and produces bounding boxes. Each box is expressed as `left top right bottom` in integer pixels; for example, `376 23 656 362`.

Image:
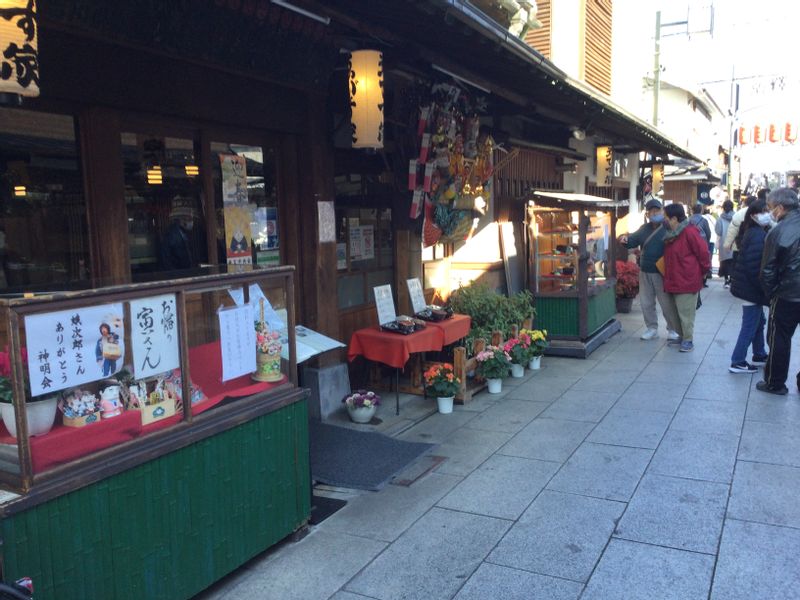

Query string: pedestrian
728 199 771 373
758 188 800 394
689 204 712 287
724 193 760 254
662 203 711 352
716 199 736 287
618 199 681 341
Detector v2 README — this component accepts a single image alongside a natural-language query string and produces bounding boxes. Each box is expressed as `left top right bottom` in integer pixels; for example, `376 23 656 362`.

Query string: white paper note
373 285 397 326
218 305 256 382
406 278 427 314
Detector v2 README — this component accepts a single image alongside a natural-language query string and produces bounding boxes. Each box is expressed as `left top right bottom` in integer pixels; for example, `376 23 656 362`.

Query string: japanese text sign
373 284 397 326
218 305 256 382
406 278 427 314
596 145 613 187
130 294 180 379
0 0 39 97
25 303 125 397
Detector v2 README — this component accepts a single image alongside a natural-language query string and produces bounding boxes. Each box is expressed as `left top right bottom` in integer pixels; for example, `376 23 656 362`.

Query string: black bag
696 294 702 310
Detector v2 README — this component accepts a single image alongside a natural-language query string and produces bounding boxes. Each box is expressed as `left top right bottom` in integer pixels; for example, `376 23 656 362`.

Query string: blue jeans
731 305 766 364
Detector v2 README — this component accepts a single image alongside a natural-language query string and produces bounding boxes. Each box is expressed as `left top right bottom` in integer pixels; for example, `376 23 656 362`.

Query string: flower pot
252 350 283 383
616 297 634 314
437 396 454 414
511 363 525 378
487 378 503 394
1 395 58 438
529 355 542 370
347 404 376 424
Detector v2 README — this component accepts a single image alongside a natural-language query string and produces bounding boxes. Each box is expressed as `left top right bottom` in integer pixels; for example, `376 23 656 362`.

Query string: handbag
655 256 665 275
102 340 122 360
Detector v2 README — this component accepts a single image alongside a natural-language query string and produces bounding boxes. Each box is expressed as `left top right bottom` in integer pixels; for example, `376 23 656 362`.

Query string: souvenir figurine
99 385 124 419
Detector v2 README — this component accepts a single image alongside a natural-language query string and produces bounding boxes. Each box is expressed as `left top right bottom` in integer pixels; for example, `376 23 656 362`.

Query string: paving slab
570 370 640 394
738 419 800 468
587 407 672 449
487 489 625 582
650 346 706 364
453 563 583 600
727 460 800 528
344 507 509 600
324 471 461 542
398 410 477 445
498 417 594 463
648 430 739 483
582 539 714 600
504 383 564 403
745 395 800 425
437 454 560 520
547 442 652 502
615 381 687 413
329 593 375 600
710 519 800 600
433 426 514 477
540 390 620 423
465 399 550 433
614 473 728 554
636 362 699 383
669 398 746 436
685 374 751 403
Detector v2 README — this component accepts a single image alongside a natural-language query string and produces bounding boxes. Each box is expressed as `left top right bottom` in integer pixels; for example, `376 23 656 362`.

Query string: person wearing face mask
728 199 771 373
160 205 197 272
618 198 681 341
757 188 800 394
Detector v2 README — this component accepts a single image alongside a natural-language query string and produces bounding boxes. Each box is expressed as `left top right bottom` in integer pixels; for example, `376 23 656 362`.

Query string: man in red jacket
662 203 712 352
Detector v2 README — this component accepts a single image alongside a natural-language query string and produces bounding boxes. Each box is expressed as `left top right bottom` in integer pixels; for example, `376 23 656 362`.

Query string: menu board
373 285 397 326
406 278 427 314
130 294 180 379
218 305 256 382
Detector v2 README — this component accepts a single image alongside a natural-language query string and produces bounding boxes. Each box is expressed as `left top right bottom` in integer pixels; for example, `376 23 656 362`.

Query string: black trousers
764 297 800 388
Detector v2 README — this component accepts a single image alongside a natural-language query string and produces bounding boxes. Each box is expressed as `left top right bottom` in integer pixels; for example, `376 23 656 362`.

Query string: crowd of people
620 186 800 395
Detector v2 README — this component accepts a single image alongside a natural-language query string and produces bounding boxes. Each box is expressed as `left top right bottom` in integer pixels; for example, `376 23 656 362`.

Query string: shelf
539 274 576 280
538 254 576 260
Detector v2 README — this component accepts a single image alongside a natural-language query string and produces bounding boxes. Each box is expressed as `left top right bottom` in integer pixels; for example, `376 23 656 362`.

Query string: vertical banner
130 294 180 379
0 0 40 97
219 154 253 266
651 163 664 196
596 145 613 187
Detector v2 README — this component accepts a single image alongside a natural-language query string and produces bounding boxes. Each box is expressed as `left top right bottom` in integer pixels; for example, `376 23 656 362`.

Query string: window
0 108 89 292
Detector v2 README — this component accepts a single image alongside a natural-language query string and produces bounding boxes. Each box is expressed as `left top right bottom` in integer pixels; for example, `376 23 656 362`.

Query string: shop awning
531 190 629 209
506 138 588 161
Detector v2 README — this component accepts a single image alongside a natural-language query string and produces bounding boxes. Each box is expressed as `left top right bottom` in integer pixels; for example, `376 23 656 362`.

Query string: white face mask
754 213 773 227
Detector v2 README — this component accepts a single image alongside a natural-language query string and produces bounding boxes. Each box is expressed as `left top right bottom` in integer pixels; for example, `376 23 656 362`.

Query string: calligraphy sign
130 294 180 379
0 0 39 97
25 303 125 397
596 145 613 187
373 284 396 326
218 304 256 382
406 278 427 314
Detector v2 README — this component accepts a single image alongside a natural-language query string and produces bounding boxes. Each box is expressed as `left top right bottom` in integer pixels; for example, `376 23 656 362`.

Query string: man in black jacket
758 188 800 394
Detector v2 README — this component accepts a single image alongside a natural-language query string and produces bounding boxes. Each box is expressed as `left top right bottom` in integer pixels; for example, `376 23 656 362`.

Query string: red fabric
427 314 471 346
663 224 712 293
348 326 442 369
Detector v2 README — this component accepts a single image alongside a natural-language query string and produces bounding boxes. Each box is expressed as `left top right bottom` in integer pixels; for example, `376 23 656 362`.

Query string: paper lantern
785 122 797 144
596 145 613 187
652 163 664 195
146 166 163 185
769 123 780 144
0 0 39 97
738 126 750 145
349 50 384 149
753 124 765 144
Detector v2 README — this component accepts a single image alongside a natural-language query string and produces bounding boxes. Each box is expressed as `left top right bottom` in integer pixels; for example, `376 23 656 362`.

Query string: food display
415 304 454 322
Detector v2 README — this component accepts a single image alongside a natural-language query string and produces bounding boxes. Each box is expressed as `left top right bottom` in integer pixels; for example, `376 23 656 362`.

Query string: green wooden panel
588 286 616 335
534 296 580 337
1 399 310 600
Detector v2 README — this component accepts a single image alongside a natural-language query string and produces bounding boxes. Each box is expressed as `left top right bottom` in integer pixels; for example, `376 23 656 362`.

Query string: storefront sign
130 294 180 380
373 284 396 325
0 0 39 98
406 278 427 314
218 305 256 382
25 303 125 397
596 146 613 187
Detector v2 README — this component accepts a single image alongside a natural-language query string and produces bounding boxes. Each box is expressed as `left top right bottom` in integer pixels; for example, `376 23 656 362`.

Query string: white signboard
26 303 125 397
218 305 256 382
281 326 345 363
318 201 336 243
130 294 180 379
406 278 427 314
373 285 397 326
227 284 284 332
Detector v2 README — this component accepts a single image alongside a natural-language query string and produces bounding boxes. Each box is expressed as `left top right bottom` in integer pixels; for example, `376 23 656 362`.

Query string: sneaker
679 341 694 352
667 337 683 346
729 362 758 374
756 380 789 395
640 329 658 340
667 330 680 341
723 282 730 289
751 355 768 365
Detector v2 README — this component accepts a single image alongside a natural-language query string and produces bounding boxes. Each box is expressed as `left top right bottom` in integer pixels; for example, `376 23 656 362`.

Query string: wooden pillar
278 133 303 320
395 229 423 315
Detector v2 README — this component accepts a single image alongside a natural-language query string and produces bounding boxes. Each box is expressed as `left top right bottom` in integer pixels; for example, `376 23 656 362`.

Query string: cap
169 205 196 220
645 199 663 210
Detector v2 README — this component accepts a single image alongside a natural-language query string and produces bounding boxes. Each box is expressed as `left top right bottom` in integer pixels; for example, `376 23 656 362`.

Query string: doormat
310 495 348 525
309 420 435 491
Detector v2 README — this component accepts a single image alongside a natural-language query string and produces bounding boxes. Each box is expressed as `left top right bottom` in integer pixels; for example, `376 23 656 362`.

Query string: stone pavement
195 279 800 600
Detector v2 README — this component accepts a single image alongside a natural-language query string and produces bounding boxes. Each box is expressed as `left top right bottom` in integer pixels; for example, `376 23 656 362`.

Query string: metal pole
653 10 661 127
728 67 735 199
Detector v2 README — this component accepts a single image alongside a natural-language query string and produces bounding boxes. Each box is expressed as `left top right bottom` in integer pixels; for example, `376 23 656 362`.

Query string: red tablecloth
348 326 442 369
426 314 471 346
0 341 288 473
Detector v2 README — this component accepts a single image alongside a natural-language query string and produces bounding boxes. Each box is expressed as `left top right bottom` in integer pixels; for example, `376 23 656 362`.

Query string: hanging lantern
753 124 765 144
146 166 163 185
349 50 384 149
0 0 39 97
595 145 612 187
785 122 797 144
651 163 664 195
738 126 750 145
769 123 780 144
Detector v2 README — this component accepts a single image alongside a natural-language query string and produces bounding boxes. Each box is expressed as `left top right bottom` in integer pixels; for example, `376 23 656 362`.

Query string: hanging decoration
651 163 664 196
408 81 493 247
596 145 613 187
0 0 39 97
349 50 384 149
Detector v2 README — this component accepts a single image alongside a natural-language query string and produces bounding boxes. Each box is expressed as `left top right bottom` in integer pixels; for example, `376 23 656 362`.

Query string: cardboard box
63 411 102 428
140 398 176 426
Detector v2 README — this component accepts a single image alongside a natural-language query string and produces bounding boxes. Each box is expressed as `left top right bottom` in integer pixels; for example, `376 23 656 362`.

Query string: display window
0 108 90 292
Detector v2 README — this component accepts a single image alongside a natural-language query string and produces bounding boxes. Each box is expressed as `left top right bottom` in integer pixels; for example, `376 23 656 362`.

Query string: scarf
663 219 689 243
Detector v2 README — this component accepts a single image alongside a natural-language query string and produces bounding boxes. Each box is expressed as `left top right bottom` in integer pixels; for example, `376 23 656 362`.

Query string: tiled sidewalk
196 279 800 600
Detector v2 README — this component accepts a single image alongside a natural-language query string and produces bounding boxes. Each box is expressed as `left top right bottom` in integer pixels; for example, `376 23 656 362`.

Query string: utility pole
653 10 661 127
727 67 737 199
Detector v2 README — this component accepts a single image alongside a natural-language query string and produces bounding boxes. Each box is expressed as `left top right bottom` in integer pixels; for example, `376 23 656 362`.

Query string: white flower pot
1 395 58 438
511 363 525 378
529 355 542 370
487 378 503 394
437 396 454 414
347 404 376 424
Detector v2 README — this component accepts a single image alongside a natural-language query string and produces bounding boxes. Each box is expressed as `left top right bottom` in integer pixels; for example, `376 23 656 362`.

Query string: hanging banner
596 146 613 187
219 154 248 204
0 0 40 97
130 294 180 380
219 154 253 266
25 303 125 397
651 163 664 196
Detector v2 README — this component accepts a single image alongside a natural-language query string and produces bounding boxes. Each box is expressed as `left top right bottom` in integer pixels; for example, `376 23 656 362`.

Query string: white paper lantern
349 50 384 149
0 0 39 97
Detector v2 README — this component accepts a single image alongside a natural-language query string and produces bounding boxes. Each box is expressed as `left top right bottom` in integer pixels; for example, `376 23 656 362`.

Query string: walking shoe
667 330 680 341
640 329 658 340
667 337 683 346
729 362 758 374
679 341 694 352
756 381 789 395
751 355 768 365
723 282 730 289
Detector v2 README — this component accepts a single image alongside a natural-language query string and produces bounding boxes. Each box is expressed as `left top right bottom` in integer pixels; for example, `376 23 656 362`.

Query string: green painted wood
534 296 580 337
1 399 310 600
587 286 616 335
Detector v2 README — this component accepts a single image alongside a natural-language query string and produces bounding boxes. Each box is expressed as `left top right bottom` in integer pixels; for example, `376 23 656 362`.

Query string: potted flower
615 260 640 314
424 363 461 414
504 335 531 378
475 346 511 394
0 347 58 438
342 390 381 423
521 328 548 369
